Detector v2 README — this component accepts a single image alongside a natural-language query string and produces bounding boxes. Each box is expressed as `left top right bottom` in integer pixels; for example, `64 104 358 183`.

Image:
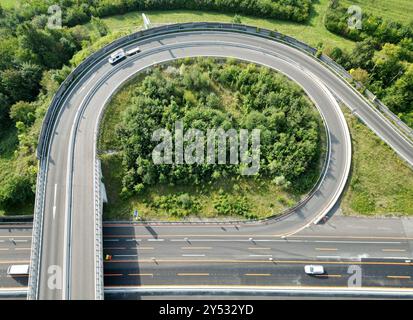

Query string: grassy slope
341 108 413 216
99 0 356 51
1 0 17 9
341 0 413 25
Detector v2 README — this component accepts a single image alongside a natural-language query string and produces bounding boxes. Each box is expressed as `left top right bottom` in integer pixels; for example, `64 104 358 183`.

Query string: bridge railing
28 161 46 300
30 22 412 300
94 159 104 300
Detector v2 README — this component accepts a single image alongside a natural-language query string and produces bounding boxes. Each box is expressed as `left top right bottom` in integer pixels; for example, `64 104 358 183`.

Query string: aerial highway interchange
2 23 413 300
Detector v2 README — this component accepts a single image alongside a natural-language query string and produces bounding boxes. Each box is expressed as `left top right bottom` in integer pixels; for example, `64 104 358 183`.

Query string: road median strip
104 258 413 266
386 276 411 279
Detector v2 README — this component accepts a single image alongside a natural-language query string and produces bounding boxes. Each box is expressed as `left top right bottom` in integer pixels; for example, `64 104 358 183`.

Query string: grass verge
341 0 413 25
98 0 356 51
341 107 413 216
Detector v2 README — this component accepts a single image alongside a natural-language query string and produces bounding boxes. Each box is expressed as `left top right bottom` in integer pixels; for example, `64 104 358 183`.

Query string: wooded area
324 0 413 127
112 58 322 218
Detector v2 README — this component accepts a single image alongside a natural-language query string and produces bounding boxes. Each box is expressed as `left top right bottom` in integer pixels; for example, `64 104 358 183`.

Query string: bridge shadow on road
103 223 143 298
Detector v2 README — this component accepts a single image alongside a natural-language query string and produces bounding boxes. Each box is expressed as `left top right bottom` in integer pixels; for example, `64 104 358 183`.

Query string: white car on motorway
7 264 29 276
108 49 126 64
304 265 325 275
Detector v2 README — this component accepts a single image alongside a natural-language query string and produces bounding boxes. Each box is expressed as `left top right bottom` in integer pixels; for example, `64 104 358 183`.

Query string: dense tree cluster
116 58 321 206
0 4 99 210
323 1 413 127
0 8 83 126
13 0 312 25
324 1 413 44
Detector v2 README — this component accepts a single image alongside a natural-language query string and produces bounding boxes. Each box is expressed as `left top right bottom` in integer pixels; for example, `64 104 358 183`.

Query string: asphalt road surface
0 225 31 290
104 259 413 288
102 217 413 298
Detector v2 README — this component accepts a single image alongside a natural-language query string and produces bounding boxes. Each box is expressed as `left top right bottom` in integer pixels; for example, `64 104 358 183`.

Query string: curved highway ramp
28 23 413 300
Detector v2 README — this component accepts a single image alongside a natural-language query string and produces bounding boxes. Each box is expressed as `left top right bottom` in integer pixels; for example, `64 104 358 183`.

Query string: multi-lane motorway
102 216 413 295
3 216 413 299
32 24 413 299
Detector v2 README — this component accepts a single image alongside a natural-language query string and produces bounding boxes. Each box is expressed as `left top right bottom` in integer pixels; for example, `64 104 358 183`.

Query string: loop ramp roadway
35 28 413 300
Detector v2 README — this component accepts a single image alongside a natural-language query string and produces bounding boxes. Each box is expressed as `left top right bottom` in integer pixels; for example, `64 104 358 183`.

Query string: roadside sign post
142 13 152 30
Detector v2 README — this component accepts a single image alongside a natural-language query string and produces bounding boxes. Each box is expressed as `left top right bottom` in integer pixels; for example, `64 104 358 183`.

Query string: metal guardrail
94 159 104 300
370 93 413 140
28 161 46 300
104 286 413 299
0 216 33 223
0 289 28 298
320 55 413 142
30 22 412 300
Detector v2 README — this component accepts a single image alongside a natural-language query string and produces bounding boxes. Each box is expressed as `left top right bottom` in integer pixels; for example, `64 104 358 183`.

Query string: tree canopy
323 1 413 127
115 58 322 212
